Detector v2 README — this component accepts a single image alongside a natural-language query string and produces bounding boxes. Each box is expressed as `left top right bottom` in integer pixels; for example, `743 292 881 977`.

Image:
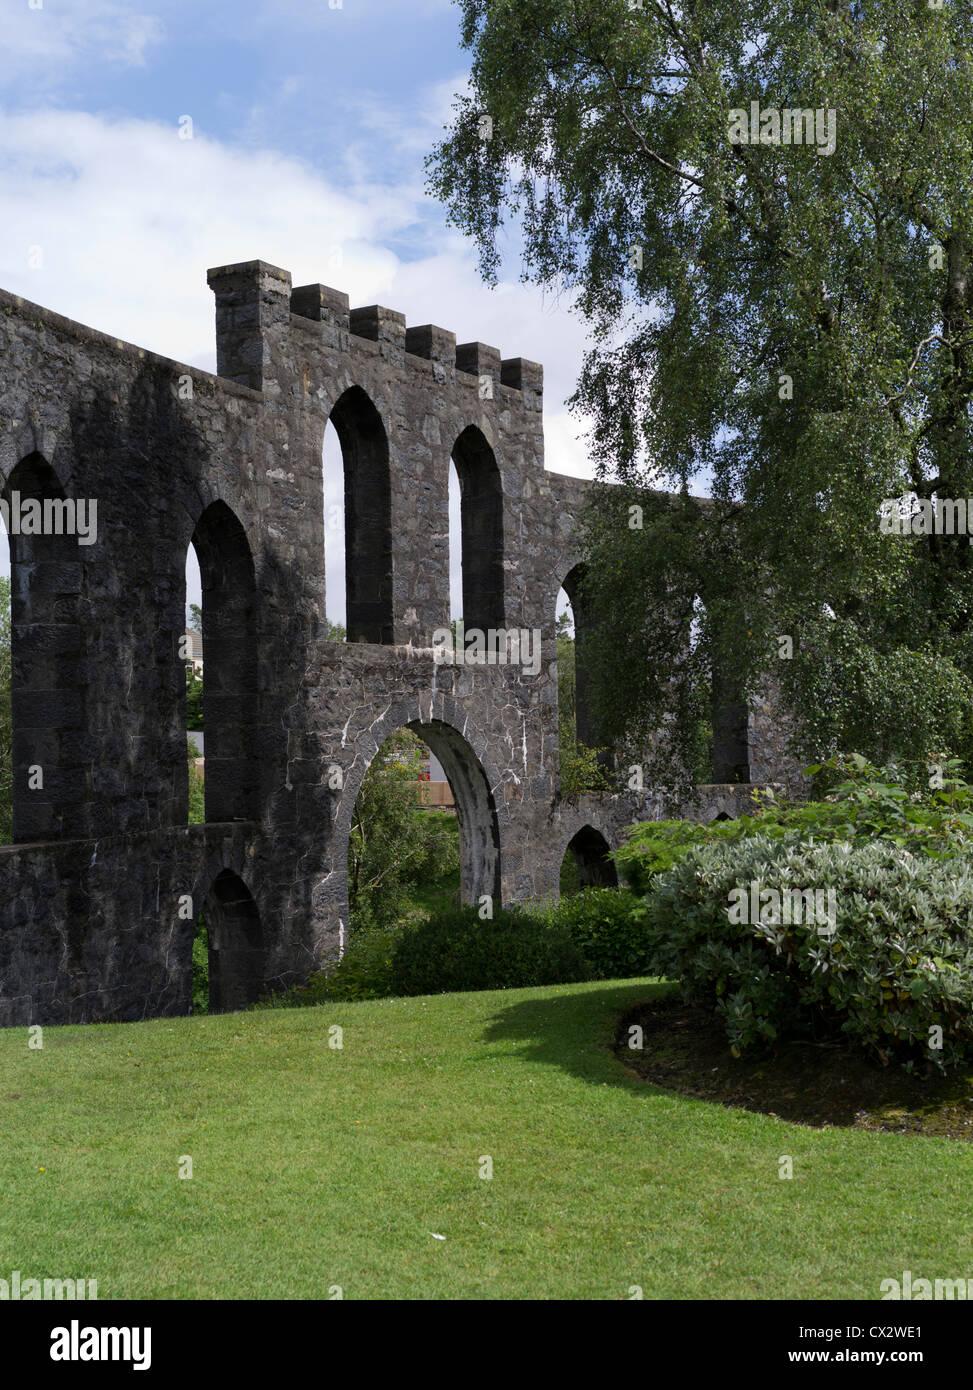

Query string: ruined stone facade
0 261 792 1026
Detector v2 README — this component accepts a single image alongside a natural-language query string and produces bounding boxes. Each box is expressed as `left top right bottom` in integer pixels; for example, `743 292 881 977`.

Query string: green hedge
531 888 654 980
644 836 973 1069
390 905 589 995
258 888 664 1006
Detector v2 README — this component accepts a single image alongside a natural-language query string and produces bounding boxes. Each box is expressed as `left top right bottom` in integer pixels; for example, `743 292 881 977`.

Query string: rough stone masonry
0 260 796 1025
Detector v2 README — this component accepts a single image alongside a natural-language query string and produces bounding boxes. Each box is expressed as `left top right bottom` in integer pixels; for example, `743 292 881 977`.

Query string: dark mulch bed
615 995 973 1141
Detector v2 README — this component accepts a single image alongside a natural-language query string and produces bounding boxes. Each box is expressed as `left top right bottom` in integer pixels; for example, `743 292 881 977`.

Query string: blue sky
0 0 590 621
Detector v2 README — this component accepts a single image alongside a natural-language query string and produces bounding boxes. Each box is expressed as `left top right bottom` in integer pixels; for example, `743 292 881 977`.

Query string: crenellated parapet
206 259 543 406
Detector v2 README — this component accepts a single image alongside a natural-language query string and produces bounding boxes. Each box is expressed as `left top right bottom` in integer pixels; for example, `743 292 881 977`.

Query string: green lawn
1 980 969 1300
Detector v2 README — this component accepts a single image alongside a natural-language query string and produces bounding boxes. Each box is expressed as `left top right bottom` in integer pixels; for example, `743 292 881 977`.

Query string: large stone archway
319 703 505 961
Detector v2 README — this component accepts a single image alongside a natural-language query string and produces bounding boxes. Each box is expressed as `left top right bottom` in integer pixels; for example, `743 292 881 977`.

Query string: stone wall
0 261 795 1025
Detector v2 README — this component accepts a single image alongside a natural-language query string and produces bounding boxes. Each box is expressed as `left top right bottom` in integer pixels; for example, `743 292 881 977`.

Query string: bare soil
615 995 973 1141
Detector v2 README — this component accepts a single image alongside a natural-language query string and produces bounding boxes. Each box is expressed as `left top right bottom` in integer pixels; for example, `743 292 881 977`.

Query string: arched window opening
187 501 258 824
448 458 462 624
692 593 749 784
192 869 264 1014
3 454 83 842
556 586 576 770
711 661 750 786
322 419 347 640
560 826 619 894
414 719 501 908
451 426 504 632
560 563 613 787
185 542 204 825
328 387 393 645
687 593 715 783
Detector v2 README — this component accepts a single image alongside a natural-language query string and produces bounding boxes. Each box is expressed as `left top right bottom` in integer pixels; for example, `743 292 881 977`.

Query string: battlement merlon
207 260 292 393
207 260 543 406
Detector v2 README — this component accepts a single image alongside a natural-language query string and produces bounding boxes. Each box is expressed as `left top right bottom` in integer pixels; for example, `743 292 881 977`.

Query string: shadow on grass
481 979 673 1090
483 981 973 1139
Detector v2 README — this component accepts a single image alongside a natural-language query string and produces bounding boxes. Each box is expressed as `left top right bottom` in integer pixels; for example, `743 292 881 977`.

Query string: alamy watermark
0 492 98 545
727 103 837 157
880 1270 972 1300
727 880 837 938
50 1320 150 1371
0 1269 97 1299
432 622 541 676
880 496 973 542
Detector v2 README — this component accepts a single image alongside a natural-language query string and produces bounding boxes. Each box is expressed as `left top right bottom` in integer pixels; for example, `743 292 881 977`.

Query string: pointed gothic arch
189 500 258 822
329 386 393 644
451 425 505 631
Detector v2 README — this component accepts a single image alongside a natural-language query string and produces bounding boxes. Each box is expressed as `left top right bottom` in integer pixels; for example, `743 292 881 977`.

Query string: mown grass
1 979 969 1299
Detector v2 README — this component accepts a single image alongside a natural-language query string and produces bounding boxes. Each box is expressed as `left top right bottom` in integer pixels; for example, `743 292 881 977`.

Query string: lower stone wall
0 825 258 1026
0 782 780 1028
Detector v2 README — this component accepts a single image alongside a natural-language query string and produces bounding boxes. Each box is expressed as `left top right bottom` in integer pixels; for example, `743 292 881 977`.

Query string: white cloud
542 410 597 479
336 72 471 164
252 0 456 30
0 105 594 410
0 1 163 85
0 104 597 595
0 108 410 366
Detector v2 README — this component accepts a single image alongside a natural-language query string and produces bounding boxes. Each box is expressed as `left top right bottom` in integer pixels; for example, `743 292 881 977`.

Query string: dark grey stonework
0 260 795 1025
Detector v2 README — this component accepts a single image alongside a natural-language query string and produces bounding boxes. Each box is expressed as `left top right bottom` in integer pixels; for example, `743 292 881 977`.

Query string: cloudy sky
0 0 593 623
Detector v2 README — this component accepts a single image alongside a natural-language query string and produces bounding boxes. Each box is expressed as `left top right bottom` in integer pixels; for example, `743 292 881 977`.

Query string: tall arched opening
3 454 84 842
322 418 347 639
451 426 504 632
0 499 9 843
411 718 501 907
555 584 577 775
692 593 750 784
559 562 614 780
195 869 264 1014
343 716 502 940
561 826 618 892
329 386 393 644
188 501 258 823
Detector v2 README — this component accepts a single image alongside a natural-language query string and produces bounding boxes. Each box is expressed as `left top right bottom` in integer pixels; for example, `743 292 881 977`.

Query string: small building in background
419 749 454 808
184 628 204 673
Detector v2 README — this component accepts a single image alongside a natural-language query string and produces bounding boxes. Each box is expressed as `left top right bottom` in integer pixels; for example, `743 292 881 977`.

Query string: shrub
254 903 592 1006
559 850 581 895
389 905 589 996
251 908 589 1009
616 756 973 894
645 836 973 1069
616 819 734 894
532 888 655 980
0 576 10 844
187 743 205 825
323 929 399 1001
558 742 616 797
804 752 973 854
255 929 399 1008
614 804 814 895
